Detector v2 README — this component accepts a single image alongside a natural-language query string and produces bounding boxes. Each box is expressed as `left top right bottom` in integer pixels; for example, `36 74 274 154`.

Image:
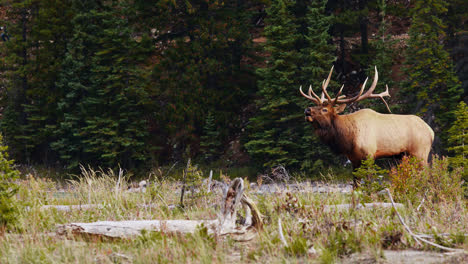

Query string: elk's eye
322 108 328 113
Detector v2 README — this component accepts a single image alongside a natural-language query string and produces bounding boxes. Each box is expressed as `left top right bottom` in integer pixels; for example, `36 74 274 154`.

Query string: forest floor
0 167 467 263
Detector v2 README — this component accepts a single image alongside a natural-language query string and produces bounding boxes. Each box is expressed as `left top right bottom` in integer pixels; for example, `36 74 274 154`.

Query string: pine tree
51 1 152 170
247 0 339 172
447 101 468 180
403 0 462 151
369 0 395 87
299 0 340 171
21 0 74 164
352 156 388 201
0 0 39 161
446 0 468 101
328 0 372 68
363 0 397 112
245 0 303 169
141 0 258 162
0 0 74 164
0 134 20 228
200 112 222 163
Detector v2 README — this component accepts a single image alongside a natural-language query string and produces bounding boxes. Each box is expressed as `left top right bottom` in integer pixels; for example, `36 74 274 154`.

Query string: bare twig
278 218 288 247
207 170 213 193
163 161 178 179
416 190 428 212
115 167 123 195
386 189 466 253
179 159 190 208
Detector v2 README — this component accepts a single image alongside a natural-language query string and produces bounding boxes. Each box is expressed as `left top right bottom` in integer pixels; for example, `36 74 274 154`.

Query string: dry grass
0 164 467 263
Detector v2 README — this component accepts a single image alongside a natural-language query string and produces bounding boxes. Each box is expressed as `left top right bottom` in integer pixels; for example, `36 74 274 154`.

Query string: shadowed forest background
0 0 466 178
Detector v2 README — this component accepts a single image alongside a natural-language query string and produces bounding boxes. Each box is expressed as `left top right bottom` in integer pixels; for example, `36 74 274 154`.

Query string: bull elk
300 66 434 179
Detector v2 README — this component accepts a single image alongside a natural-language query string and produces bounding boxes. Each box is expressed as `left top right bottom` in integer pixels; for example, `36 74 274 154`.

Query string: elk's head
300 66 390 130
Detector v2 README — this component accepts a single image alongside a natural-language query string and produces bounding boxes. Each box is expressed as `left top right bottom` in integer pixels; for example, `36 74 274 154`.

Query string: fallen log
56 219 219 238
41 204 104 211
39 203 164 212
57 178 262 240
301 202 404 212
322 202 404 212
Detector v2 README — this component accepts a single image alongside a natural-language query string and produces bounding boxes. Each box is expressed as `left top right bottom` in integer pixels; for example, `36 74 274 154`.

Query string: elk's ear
334 104 346 113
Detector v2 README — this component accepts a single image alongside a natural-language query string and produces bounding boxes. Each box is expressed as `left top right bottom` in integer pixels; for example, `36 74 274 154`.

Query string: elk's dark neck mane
315 115 355 155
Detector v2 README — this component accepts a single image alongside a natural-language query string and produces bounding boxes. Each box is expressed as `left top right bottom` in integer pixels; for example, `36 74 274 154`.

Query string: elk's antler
299 85 322 105
300 66 345 105
300 66 392 112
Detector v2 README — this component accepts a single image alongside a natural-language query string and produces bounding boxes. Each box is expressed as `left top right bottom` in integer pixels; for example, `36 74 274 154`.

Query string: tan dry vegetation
0 163 467 263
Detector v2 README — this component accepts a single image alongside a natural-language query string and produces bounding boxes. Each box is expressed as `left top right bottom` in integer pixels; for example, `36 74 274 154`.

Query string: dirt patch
343 250 468 264
383 250 468 264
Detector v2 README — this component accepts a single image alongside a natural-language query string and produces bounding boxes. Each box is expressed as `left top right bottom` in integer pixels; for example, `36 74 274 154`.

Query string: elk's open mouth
305 116 314 122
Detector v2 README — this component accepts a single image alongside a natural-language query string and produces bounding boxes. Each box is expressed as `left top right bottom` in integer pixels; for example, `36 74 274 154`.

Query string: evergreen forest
0 0 466 177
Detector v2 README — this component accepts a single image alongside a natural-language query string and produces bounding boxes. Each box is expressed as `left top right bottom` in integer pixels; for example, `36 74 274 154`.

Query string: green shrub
319 229 364 263
0 134 20 228
179 159 205 207
447 101 468 182
353 156 388 201
284 234 309 256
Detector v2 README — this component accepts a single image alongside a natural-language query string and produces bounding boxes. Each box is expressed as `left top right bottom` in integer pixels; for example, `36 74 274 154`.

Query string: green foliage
352 156 388 201
50 1 152 170
199 112 222 163
146 0 258 162
284 234 308 256
246 0 338 172
183 160 204 192
300 0 340 172
329 0 369 37
0 0 465 175
0 0 74 163
389 155 464 205
246 0 302 169
179 159 205 207
367 0 397 102
0 0 38 161
378 223 405 250
447 101 468 181
0 134 20 228
403 0 462 150
319 229 365 263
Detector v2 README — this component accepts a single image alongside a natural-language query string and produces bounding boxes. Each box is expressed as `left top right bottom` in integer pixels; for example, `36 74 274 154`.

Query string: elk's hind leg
408 147 431 167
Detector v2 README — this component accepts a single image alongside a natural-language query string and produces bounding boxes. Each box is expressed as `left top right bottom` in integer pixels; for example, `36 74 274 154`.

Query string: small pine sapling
179 159 204 207
199 112 222 163
0 134 20 229
447 101 468 182
352 156 388 201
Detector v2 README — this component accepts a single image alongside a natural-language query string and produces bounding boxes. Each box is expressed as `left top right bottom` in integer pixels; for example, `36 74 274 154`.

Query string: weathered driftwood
39 203 163 212
301 202 404 212
41 204 104 211
322 202 404 212
57 178 262 240
56 219 220 238
251 183 353 194
206 170 213 193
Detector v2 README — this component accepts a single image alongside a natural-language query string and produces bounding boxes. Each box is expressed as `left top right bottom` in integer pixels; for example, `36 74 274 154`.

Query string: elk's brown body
300 66 434 169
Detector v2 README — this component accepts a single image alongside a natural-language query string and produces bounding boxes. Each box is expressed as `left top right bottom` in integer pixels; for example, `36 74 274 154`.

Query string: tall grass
0 162 466 263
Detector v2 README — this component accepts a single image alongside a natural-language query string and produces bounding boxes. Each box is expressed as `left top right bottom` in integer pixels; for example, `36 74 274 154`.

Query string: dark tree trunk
359 0 368 54
340 28 345 71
